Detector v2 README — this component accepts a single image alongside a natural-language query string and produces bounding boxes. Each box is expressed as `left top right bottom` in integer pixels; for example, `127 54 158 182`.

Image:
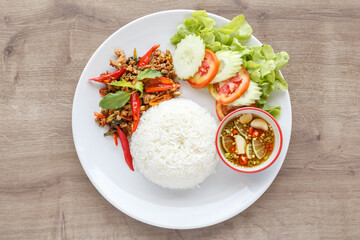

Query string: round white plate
72 9 292 229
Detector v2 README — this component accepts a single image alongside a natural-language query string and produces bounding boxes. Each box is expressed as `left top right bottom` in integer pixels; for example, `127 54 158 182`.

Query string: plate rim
72 9 292 229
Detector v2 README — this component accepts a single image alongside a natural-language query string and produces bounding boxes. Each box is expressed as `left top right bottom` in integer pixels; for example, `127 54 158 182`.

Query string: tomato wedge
208 67 250 104
188 49 219 89
215 101 257 121
215 101 241 121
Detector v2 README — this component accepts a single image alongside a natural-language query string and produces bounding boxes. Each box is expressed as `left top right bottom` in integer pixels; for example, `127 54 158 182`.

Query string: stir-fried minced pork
94 48 182 136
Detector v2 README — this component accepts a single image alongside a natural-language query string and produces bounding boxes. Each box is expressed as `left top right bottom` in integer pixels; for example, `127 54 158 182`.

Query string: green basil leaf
99 91 131 110
109 79 144 97
136 68 162 81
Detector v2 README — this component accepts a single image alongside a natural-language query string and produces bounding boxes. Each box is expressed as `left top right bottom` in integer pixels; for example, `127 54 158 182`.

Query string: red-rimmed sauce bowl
215 107 283 173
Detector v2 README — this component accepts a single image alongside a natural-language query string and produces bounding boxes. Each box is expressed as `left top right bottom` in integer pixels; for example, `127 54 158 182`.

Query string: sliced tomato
215 101 257 121
188 49 219 89
215 101 241 121
209 67 250 104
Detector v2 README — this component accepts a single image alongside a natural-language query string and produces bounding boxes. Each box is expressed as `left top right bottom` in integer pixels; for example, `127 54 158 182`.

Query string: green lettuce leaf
99 91 131 110
217 15 245 35
237 21 252 40
262 105 281 119
273 71 288 90
274 51 290 70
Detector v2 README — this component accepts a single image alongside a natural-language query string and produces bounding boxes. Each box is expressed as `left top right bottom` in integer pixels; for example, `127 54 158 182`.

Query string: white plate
72 9 292 229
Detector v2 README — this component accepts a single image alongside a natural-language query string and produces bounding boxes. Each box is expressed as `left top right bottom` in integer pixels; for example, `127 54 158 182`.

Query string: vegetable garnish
138 44 160 67
116 126 134 171
209 67 250 104
173 34 205 79
188 49 219 89
89 68 126 83
170 10 289 119
131 92 141 133
99 91 131 110
170 10 252 52
210 50 242 84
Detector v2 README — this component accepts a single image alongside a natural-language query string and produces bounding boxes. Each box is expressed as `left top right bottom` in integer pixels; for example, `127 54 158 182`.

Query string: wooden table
1 0 359 239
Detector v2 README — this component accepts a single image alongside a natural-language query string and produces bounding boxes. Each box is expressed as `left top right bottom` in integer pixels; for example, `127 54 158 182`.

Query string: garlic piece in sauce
250 118 269 131
234 135 246 154
239 113 253 124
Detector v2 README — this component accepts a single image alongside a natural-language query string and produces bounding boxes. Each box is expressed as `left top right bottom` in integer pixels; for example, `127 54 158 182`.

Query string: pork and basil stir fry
92 45 182 136
89 45 182 170
220 113 274 167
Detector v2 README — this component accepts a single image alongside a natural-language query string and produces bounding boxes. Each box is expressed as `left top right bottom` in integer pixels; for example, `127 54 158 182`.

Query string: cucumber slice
210 51 242 84
173 34 205 80
226 81 262 106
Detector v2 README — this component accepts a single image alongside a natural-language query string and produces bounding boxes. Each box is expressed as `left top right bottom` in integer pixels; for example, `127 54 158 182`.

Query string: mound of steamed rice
130 98 218 189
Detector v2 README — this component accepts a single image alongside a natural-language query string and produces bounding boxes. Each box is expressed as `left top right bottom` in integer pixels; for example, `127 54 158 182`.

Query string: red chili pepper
138 44 160 67
232 129 238 134
251 130 260 138
112 133 118 146
116 126 134 171
131 92 141 133
239 155 248 166
89 68 126 83
145 83 182 93
145 77 174 85
248 127 254 134
94 112 106 119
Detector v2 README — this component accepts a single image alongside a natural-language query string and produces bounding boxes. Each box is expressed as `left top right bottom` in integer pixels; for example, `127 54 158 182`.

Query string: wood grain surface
1 0 360 239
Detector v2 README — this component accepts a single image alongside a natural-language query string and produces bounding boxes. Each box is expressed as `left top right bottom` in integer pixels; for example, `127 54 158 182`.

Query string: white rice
130 98 218 189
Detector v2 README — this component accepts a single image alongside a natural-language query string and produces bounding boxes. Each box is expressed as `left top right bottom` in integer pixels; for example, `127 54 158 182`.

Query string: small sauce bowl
215 107 283 173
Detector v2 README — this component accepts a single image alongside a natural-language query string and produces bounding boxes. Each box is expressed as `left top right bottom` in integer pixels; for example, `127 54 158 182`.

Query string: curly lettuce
170 10 252 52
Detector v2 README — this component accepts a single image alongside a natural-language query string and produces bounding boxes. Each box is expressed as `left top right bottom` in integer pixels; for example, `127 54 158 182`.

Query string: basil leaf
99 91 131 110
109 79 144 97
136 68 162 81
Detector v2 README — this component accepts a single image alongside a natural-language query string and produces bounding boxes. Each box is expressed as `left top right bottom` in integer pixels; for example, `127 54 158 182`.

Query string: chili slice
239 155 248 166
145 77 174 85
94 112 105 119
138 44 160 67
145 83 182 93
116 126 134 171
89 68 126 83
112 133 118 146
99 88 107 96
251 130 260 138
